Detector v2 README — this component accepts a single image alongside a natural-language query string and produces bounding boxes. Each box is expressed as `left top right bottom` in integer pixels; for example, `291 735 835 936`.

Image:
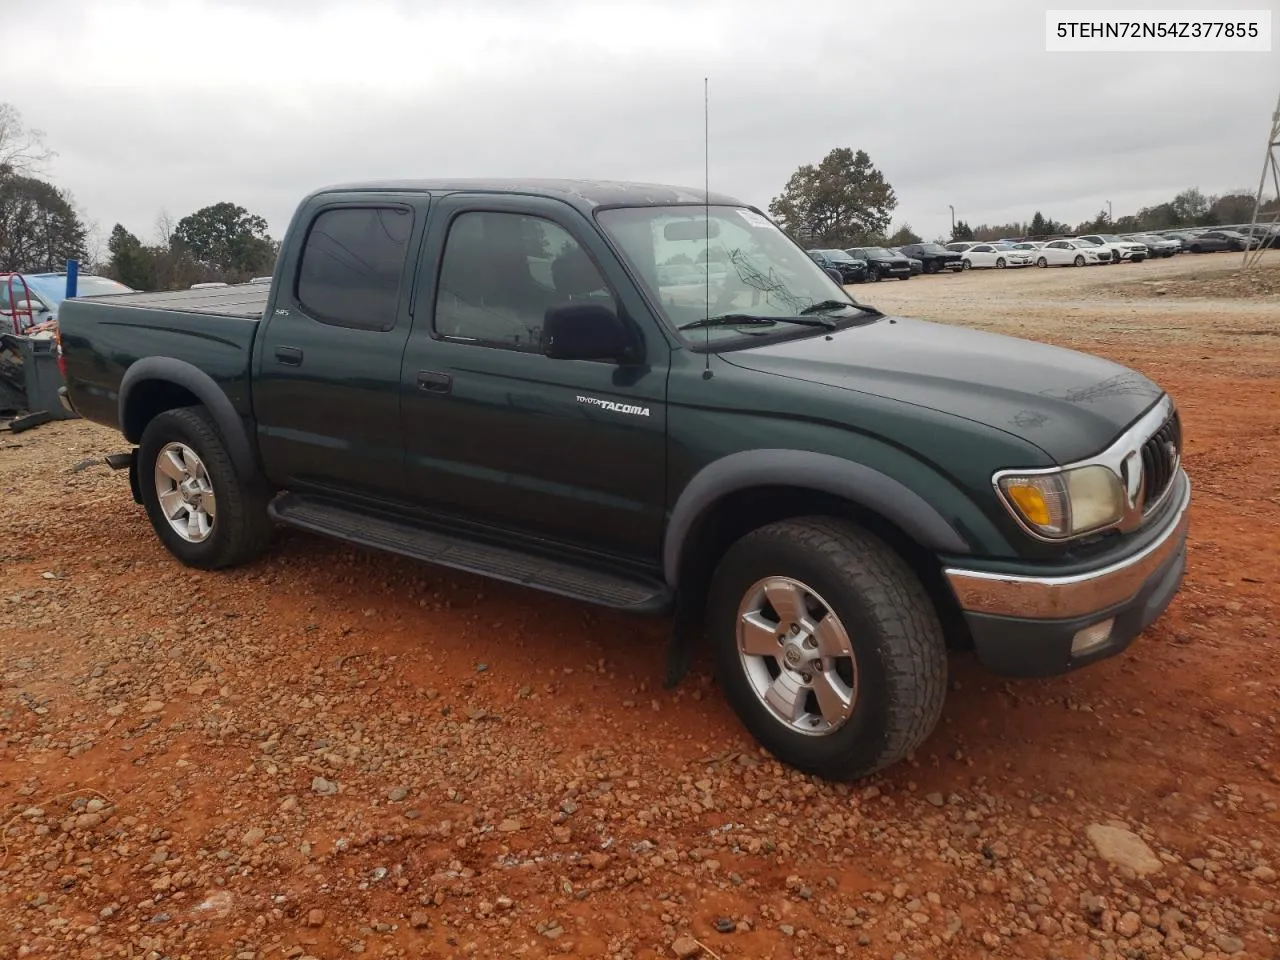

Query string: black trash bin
4 334 77 420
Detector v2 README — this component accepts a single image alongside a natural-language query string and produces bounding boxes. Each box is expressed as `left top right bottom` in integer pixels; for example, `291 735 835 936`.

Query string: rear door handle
417 370 452 394
275 346 303 365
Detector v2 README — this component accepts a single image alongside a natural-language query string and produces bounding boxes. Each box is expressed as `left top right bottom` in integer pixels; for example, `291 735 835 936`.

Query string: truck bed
87 283 270 319
59 286 266 431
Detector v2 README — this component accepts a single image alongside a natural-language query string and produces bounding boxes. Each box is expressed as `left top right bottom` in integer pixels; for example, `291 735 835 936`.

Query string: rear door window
296 207 414 331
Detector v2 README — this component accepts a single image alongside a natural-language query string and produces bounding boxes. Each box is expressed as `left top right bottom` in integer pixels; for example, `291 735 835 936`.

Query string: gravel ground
2 251 1278 959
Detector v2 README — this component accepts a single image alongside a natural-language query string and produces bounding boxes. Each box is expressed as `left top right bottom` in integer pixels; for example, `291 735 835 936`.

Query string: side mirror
543 303 639 363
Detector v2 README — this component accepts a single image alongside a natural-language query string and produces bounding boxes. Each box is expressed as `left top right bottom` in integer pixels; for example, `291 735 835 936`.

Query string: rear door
398 193 670 562
253 193 427 499
967 244 994 267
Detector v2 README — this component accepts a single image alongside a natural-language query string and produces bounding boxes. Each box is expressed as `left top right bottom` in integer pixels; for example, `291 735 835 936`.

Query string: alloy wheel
736 577 858 736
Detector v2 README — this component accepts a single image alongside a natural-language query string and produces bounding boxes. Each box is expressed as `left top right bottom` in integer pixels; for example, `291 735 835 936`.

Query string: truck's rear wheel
138 406 272 569
708 517 947 780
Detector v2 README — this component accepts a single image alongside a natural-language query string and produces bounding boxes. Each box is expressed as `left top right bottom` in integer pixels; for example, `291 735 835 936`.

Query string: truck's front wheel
708 517 947 780
138 406 273 570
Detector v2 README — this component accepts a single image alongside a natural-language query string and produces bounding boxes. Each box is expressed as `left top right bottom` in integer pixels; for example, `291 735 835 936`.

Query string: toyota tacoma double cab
57 179 1190 780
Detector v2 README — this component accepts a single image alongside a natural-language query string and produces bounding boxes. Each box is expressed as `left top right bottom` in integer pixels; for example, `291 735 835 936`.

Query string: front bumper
944 471 1190 677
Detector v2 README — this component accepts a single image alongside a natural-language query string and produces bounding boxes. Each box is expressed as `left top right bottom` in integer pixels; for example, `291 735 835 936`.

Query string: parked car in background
892 249 924 276
1 272 134 333
960 242 1034 270
806 249 869 283
1125 234 1178 257
1035 239 1110 267
1173 231 1230 253
898 242 964 273
1197 229 1255 252
846 247 913 281
1162 231 1205 251
1078 235 1148 263
1069 238 1116 263
1245 224 1280 248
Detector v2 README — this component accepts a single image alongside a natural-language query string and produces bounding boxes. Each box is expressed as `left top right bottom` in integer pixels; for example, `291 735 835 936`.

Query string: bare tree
0 103 55 176
155 210 176 246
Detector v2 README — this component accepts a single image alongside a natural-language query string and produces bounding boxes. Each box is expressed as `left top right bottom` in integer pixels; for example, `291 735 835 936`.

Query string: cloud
2 0 1276 246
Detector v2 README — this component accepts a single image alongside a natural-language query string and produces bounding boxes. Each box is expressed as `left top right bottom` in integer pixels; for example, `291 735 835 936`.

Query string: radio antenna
702 76 712 380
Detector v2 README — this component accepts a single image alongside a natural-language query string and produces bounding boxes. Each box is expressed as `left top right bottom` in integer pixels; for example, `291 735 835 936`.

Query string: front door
398 195 670 563
253 195 426 500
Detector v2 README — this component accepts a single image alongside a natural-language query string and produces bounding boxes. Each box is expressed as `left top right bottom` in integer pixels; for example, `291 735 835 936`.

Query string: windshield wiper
799 299 881 317
678 313 838 331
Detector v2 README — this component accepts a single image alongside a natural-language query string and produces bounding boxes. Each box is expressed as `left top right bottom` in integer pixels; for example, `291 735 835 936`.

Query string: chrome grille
1140 411 1181 511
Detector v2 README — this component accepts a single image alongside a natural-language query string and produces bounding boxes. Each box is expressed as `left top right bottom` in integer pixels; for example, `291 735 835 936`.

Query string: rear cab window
295 206 415 331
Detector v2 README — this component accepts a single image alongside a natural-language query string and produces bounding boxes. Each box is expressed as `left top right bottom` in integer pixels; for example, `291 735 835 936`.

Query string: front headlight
997 465 1125 539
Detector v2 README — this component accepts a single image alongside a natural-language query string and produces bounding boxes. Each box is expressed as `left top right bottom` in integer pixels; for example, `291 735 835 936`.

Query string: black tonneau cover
85 283 269 319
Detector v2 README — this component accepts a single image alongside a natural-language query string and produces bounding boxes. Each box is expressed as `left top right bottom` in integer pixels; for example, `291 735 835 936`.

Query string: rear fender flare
662 449 971 588
119 357 257 478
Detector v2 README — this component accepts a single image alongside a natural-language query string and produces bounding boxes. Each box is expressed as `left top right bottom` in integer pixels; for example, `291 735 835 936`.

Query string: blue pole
66 259 79 299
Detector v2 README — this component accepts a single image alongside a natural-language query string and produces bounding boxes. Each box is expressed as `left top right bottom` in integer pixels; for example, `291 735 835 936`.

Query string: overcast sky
2 0 1277 250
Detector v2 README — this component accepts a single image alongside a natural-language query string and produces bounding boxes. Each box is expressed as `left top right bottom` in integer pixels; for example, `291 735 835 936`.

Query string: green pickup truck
58 179 1190 780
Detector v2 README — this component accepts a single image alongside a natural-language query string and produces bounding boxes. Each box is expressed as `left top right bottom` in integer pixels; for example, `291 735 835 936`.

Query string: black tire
138 405 273 570
898 274 910 280
960 259 971 271
1073 254 1085 267
869 267 882 282
1036 256 1048 268
708 517 947 781
995 257 1006 269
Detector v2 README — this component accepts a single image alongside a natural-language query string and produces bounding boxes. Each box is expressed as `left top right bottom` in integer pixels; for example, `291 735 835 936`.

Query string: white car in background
1064 237 1115 263
960 241 1034 269
1078 233 1148 262
1034 239 1110 267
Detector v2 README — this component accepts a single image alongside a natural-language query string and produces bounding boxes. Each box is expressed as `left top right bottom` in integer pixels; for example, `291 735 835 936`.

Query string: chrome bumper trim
945 471 1190 620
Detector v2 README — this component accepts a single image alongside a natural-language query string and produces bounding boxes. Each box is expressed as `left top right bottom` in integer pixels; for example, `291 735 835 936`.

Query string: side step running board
268 493 672 614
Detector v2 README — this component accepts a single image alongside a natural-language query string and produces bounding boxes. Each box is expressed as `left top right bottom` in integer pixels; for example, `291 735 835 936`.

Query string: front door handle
417 370 452 394
275 346 303 365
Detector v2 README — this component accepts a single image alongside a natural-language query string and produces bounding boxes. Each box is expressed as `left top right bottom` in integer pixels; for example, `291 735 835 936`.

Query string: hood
719 316 1165 464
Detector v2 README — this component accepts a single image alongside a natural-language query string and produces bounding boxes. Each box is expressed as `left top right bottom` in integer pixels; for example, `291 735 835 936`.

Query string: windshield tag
737 210 774 230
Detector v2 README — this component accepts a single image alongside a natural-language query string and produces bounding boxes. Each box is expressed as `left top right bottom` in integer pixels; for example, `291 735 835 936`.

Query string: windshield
598 205 865 344
861 247 895 258
913 243 947 254
24 274 132 307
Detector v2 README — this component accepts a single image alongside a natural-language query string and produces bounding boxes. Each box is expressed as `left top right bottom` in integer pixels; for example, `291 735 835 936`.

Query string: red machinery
2 273 37 334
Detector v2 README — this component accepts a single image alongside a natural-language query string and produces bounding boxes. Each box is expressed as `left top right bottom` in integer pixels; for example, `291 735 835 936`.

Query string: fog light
1070 618 1115 656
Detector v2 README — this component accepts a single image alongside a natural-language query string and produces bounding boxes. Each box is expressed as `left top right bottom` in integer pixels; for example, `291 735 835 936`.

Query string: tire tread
139 405 272 569
712 516 947 779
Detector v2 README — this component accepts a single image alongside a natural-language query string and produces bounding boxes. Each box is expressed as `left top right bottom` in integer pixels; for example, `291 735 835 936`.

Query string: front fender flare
118 357 257 478
662 449 971 588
